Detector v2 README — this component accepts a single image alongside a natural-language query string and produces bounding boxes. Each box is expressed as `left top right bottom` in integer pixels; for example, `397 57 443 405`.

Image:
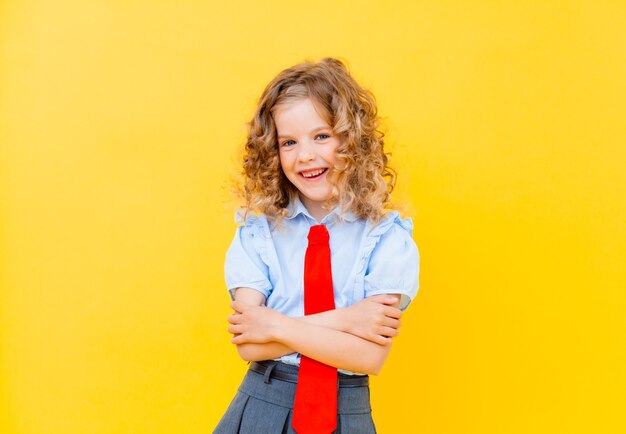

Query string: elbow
367 356 385 376
360 359 384 376
362 365 382 376
235 346 252 362
235 344 260 362
361 344 391 376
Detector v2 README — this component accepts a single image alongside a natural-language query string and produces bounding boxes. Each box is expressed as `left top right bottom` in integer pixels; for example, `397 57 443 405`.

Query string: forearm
232 315 392 373
235 309 368 362
235 341 294 361
296 294 402 343
296 309 347 331
235 311 347 361
275 318 391 375
229 293 399 372
235 309 378 362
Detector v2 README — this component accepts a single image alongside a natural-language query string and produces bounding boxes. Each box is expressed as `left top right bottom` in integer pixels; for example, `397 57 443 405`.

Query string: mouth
299 168 328 179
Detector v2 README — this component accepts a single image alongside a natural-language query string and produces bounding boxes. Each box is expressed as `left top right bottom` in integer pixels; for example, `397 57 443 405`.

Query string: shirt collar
285 195 358 224
284 197 308 221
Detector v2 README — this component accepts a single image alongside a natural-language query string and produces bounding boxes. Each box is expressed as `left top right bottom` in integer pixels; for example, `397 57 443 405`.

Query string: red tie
292 225 338 434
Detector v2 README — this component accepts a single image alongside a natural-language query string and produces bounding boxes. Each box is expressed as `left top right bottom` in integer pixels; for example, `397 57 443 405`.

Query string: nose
296 141 315 162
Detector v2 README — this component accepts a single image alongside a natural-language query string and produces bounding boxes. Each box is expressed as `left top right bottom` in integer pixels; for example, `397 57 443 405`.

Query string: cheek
278 151 287 167
278 152 293 175
326 143 341 165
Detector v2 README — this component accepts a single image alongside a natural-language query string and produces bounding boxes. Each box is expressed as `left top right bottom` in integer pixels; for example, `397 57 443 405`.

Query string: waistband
249 360 369 387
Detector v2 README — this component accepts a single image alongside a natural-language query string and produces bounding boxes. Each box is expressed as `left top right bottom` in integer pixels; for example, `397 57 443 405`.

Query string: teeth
302 168 325 178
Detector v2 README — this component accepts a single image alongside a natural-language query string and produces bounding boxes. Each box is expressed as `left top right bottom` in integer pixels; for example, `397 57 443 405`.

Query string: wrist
272 313 292 343
339 306 355 334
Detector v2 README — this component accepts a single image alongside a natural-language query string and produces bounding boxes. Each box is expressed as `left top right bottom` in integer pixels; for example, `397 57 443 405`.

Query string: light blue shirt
224 197 420 370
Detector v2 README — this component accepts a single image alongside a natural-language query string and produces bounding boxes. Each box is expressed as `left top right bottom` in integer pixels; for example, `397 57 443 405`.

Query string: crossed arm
227 288 402 375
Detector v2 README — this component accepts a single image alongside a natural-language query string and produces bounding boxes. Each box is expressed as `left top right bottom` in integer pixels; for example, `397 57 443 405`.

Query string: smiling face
273 97 342 221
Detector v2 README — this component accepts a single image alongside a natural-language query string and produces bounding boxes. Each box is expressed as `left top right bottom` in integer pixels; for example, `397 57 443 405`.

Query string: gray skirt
214 361 376 433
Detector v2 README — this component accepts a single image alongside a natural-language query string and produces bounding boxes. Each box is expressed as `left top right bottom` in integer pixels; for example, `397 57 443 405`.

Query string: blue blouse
224 197 420 368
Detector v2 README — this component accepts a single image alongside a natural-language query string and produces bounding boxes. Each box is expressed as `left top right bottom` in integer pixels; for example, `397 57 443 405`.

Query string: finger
231 331 253 344
232 300 253 313
373 334 389 345
230 300 245 313
379 295 401 306
366 332 390 345
231 334 245 344
383 318 401 329
376 335 393 346
228 324 243 334
227 314 241 324
383 306 402 319
368 294 400 307
379 326 399 338
366 294 390 304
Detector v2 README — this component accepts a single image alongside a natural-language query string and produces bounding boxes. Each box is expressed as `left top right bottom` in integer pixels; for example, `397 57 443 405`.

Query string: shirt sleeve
363 220 420 310
224 222 273 301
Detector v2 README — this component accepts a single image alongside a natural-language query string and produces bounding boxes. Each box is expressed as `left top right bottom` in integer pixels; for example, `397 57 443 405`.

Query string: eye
281 139 296 148
316 133 330 140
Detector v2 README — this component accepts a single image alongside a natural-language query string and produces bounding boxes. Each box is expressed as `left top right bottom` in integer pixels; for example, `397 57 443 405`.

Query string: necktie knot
307 225 329 245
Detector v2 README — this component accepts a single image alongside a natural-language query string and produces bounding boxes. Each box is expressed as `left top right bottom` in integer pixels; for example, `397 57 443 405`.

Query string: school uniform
215 197 419 433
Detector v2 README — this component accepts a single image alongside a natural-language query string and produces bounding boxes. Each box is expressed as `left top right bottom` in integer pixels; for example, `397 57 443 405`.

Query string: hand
228 300 287 345
343 295 402 345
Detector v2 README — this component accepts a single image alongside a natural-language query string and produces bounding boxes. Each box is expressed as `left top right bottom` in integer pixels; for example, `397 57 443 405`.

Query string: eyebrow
277 126 331 139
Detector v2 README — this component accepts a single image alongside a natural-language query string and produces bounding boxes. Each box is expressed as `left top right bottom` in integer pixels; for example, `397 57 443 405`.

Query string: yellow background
1 1 625 433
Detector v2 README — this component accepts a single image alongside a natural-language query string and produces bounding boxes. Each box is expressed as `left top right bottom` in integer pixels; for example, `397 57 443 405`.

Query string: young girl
215 58 419 433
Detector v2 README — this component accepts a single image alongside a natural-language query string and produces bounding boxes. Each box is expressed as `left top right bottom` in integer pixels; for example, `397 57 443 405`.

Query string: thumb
380 295 401 306
366 294 390 304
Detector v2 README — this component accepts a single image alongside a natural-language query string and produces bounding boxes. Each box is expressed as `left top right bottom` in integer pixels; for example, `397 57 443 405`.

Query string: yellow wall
1 1 625 433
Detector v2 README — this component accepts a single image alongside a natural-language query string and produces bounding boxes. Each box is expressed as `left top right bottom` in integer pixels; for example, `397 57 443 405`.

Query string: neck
299 196 333 223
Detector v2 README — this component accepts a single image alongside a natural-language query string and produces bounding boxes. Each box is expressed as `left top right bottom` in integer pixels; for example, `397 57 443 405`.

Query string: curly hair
238 57 396 223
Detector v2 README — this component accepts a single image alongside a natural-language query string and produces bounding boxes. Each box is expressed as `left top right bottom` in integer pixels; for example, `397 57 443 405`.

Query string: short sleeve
224 219 273 301
363 216 420 310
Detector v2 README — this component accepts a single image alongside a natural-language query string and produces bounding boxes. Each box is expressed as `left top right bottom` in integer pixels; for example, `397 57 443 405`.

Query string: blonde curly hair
238 57 396 223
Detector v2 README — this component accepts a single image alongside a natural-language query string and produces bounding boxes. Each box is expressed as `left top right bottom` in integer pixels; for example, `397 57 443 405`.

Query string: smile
300 168 328 179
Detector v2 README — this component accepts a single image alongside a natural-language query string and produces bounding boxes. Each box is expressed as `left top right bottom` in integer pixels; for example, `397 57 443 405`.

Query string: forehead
272 97 331 127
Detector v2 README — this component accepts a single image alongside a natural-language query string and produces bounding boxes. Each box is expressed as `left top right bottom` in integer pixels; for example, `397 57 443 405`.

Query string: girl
215 58 419 433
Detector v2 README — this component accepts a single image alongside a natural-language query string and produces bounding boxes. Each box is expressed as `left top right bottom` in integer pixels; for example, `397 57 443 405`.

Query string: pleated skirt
214 361 376 433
